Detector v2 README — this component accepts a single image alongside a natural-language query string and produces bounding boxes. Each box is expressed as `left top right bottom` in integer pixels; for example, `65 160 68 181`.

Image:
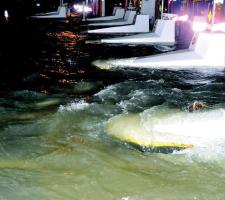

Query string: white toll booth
87 0 157 34
87 10 137 27
31 5 68 19
141 0 155 20
86 8 125 21
92 0 225 70
100 19 175 44
89 13 176 44
88 15 150 33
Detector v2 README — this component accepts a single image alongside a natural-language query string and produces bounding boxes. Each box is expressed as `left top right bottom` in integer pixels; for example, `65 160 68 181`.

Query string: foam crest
92 58 136 69
94 85 117 101
141 107 225 139
106 106 225 150
58 100 89 112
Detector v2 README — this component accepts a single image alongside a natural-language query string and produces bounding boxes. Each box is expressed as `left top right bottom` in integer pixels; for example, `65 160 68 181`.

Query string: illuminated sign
192 0 210 3
215 0 224 3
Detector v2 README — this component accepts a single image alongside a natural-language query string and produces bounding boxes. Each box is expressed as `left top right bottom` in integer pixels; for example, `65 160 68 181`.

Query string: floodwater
0 18 225 200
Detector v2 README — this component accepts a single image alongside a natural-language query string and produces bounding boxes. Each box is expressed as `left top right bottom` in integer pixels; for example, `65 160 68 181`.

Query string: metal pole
125 0 128 9
101 0 105 16
86 0 89 8
82 1 86 20
161 0 164 19
211 0 216 25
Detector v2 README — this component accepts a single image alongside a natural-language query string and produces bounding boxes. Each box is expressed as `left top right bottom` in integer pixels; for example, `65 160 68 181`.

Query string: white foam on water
117 100 133 113
106 105 225 158
94 85 117 100
128 89 145 97
116 90 143 111
93 58 136 70
141 107 225 139
58 100 89 112
172 141 225 166
139 107 225 149
121 197 131 200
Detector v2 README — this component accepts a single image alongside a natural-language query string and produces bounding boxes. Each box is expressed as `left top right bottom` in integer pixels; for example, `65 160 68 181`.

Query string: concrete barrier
100 19 175 45
87 8 125 21
87 10 136 27
31 6 68 19
88 15 149 34
94 33 225 70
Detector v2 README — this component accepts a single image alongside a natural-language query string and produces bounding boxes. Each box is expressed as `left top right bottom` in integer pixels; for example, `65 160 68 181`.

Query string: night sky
1 0 116 21
0 0 70 19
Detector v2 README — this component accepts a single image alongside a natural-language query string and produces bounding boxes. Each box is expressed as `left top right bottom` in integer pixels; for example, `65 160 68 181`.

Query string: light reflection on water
0 21 225 200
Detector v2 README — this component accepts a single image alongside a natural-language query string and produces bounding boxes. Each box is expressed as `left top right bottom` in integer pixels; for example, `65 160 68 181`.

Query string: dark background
0 0 117 22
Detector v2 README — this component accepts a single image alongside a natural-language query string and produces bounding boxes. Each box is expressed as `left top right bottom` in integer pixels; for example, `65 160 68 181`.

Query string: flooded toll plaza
0 0 225 199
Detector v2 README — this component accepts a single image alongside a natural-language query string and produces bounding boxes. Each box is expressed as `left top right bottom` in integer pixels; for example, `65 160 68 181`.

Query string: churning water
0 18 225 200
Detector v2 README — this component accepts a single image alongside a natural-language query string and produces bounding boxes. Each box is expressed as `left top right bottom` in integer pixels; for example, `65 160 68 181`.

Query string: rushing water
0 18 225 200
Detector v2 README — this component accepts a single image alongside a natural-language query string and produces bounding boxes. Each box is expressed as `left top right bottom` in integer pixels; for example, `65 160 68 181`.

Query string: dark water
0 18 225 199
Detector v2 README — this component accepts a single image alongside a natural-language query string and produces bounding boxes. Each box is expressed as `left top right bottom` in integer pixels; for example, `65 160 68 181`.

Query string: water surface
0 19 225 200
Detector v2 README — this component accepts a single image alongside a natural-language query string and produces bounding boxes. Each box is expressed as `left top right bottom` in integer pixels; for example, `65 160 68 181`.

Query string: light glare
73 4 92 13
4 10 9 19
173 14 189 22
212 23 225 32
192 22 207 32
